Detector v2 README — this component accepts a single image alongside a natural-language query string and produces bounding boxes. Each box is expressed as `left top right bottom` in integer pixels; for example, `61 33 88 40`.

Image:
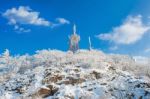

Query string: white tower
73 24 76 35
89 36 92 51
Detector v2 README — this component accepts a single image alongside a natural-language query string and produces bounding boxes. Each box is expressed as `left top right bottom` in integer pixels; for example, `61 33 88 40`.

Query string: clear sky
0 0 150 56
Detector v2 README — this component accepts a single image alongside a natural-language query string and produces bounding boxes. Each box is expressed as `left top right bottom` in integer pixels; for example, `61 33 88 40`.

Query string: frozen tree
0 49 10 64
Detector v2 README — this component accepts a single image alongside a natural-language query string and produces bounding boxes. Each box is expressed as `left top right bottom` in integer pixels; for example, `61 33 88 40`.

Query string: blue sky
0 0 150 56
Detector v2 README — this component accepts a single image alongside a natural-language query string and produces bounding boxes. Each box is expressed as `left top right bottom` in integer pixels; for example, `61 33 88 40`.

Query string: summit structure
88 36 92 51
69 24 80 53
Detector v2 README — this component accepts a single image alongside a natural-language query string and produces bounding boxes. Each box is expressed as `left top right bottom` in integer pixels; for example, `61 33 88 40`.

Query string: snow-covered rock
0 49 149 99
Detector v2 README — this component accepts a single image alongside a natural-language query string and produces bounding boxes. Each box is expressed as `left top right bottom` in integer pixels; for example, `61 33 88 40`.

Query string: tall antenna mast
89 36 92 51
73 24 76 35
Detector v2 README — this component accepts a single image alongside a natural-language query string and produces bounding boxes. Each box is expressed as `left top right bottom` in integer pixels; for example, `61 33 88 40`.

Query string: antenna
73 24 76 35
89 36 92 51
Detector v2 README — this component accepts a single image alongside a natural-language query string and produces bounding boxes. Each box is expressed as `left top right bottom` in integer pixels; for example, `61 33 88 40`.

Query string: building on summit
69 24 80 53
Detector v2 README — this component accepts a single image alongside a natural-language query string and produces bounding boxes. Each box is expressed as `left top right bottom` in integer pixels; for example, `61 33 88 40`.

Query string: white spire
89 36 92 51
73 24 76 35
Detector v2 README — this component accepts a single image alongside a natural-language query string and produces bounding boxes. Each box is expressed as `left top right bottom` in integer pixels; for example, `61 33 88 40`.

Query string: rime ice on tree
69 24 80 53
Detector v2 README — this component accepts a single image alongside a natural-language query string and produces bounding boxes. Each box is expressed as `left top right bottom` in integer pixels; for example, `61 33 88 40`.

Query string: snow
0 49 149 99
133 56 150 64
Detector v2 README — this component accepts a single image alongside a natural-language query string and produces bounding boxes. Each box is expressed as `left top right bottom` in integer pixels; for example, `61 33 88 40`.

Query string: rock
46 85 59 96
91 71 102 79
144 90 149 96
42 74 63 84
88 88 93 91
49 75 63 83
16 86 26 94
111 77 115 81
145 83 150 87
65 95 74 99
135 82 150 88
108 66 116 71
101 83 107 85
135 84 141 88
62 77 85 85
108 88 113 92
138 96 142 99
126 93 134 99
74 68 80 72
37 87 51 98
34 85 59 98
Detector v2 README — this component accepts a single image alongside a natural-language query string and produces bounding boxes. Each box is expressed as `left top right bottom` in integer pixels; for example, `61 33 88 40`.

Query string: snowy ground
0 49 150 99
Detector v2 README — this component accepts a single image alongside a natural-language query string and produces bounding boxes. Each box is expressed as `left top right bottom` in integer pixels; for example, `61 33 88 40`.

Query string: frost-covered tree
0 49 10 64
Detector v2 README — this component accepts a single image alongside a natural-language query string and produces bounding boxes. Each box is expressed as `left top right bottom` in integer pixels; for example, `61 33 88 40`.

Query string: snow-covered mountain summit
0 49 150 99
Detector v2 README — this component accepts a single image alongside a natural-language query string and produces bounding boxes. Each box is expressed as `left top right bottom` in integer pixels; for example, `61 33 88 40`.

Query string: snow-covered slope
133 56 150 65
0 49 150 99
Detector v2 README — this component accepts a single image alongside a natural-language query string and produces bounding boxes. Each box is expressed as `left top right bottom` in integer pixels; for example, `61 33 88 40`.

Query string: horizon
1 49 150 60
0 0 150 56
